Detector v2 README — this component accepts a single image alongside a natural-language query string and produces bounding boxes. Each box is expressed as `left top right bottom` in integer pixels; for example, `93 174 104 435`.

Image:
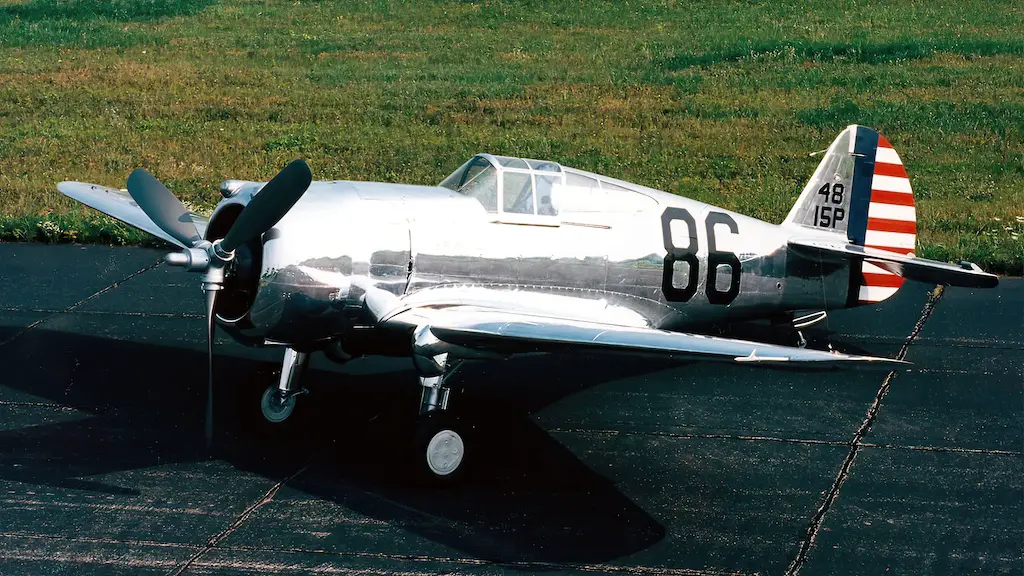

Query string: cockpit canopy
439 154 561 216
439 153 658 219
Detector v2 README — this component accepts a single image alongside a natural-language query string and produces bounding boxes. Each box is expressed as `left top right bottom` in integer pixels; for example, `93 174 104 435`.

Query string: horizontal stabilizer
57 182 208 247
788 237 998 289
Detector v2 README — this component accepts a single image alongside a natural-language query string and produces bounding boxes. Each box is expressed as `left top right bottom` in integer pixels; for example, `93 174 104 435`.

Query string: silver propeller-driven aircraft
58 125 997 481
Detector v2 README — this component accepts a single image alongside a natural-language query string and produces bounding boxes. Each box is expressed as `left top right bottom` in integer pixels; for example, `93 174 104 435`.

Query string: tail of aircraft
783 125 996 303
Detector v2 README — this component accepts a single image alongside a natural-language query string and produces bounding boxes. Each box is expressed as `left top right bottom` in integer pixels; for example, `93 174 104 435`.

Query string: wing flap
389 307 906 370
789 236 998 289
57 182 208 247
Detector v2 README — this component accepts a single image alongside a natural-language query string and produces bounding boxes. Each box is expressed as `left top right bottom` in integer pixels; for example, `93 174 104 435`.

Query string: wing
386 306 906 370
788 236 998 288
57 182 208 247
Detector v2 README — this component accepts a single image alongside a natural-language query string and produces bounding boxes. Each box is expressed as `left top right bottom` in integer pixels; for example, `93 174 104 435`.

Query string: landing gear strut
260 348 309 424
412 326 469 483
792 311 828 349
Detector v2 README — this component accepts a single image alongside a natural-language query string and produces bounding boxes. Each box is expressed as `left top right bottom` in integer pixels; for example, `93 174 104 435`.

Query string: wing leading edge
386 307 906 370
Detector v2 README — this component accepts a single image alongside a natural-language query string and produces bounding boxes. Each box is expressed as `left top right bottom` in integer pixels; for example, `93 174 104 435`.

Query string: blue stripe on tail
848 126 878 246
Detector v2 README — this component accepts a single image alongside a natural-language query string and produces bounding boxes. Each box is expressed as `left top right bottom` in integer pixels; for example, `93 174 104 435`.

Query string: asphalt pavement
0 243 1020 575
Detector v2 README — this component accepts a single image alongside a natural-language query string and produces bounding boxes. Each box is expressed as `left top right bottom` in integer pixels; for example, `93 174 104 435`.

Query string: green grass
0 0 1021 273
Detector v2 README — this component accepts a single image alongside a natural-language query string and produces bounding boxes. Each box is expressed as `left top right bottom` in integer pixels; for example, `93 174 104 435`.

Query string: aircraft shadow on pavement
0 328 673 564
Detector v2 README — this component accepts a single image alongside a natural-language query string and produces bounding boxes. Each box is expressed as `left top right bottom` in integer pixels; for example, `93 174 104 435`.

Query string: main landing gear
411 325 472 484
415 377 466 481
257 329 476 484
260 348 309 424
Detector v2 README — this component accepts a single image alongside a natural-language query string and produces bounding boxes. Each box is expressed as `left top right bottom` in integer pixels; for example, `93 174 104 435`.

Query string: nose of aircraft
124 159 313 448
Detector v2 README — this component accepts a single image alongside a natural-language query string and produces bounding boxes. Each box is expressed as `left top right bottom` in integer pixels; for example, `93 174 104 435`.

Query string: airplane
57 124 998 483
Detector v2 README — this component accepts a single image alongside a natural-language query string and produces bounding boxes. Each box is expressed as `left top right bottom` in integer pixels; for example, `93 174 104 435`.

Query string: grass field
0 0 1021 273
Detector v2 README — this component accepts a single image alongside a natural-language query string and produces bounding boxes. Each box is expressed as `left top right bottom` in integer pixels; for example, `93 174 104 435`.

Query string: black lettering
833 207 845 225
819 206 832 228
705 212 741 305
661 208 699 302
831 183 845 204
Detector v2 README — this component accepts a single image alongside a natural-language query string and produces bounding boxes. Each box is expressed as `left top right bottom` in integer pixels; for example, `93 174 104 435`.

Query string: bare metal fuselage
58 128 995 478
213 180 847 352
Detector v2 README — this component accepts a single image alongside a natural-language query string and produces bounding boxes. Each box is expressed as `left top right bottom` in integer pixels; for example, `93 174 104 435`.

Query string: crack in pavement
0 524 746 576
0 306 203 319
859 442 1020 456
0 498 236 517
782 285 946 576
0 531 203 551
548 428 1022 456
167 455 316 576
0 258 164 348
3 546 748 576
0 400 82 411
911 341 1024 351
205 543 749 576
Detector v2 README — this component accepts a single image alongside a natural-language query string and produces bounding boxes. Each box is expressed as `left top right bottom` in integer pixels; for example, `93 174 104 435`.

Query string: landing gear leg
411 326 468 483
419 374 452 416
796 331 808 349
415 371 466 481
792 311 827 349
260 348 309 424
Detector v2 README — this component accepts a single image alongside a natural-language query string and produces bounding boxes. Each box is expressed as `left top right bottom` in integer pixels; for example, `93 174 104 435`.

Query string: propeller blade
220 159 312 253
204 288 217 448
126 169 203 247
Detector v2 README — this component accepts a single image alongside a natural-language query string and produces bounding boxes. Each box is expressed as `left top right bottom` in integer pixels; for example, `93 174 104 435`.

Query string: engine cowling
212 180 415 348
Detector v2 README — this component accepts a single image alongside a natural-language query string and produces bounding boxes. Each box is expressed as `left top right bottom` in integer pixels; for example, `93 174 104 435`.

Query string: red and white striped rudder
858 134 916 304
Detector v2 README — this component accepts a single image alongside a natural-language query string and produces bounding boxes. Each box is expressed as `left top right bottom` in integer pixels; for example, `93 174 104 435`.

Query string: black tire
221 363 302 451
260 385 296 424
413 411 470 486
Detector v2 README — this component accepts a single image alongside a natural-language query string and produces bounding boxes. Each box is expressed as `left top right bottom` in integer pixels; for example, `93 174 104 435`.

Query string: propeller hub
165 244 212 272
212 239 235 262
202 257 227 289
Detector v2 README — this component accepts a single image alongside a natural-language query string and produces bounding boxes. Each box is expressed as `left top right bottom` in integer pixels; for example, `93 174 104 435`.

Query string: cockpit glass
503 171 533 214
494 156 530 169
460 158 498 212
536 174 559 216
438 158 471 191
524 159 561 173
441 154 570 216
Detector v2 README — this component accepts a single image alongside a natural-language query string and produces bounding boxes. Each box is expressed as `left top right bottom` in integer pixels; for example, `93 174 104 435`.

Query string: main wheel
260 386 296 424
414 411 468 484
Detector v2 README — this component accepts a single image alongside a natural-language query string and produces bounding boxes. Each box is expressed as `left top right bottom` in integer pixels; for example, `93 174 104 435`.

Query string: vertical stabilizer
784 125 917 305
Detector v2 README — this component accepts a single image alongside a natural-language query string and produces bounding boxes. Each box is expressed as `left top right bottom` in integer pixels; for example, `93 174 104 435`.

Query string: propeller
126 169 203 248
221 159 311 253
125 159 313 447
204 287 218 445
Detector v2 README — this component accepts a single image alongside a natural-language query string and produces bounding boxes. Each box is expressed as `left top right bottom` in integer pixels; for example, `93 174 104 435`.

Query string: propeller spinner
125 159 313 447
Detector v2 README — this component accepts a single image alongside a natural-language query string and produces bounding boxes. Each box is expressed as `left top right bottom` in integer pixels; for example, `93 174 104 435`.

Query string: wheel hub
260 387 295 423
425 429 464 476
